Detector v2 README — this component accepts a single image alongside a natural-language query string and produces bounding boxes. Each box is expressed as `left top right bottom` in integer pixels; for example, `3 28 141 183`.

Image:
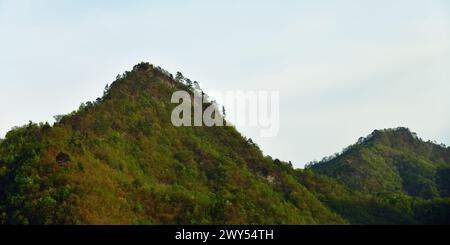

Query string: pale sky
1 0 449 167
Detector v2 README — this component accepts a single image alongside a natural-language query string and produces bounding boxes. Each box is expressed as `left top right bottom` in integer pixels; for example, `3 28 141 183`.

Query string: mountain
308 128 450 199
0 62 449 224
0 63 344 224
302 128 450 224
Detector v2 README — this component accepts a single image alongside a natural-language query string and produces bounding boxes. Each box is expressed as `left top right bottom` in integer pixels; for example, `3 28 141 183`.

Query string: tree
222 106 227 118
133 62 151 70
56 152 71 164
53 115 65 123
175 72 184 83
274 159 282 165
193 81 200 90
185 78 193 89
103 84 110 96
78 103 86 111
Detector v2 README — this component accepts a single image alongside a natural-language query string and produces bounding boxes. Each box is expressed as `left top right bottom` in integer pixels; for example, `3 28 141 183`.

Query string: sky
1 0 449 167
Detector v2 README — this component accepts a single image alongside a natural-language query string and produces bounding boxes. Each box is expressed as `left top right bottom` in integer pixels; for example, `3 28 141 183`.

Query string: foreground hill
0 62 449 224
0 63 343 224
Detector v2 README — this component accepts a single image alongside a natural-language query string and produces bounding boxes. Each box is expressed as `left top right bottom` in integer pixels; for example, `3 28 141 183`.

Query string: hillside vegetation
0 62 449 224
305 127 450 224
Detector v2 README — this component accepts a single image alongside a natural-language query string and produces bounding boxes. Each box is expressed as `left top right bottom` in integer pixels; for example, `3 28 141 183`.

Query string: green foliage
0 63 345 224
0 123 80 224
305 128 450 224
310 128 450 199
0 63 448 224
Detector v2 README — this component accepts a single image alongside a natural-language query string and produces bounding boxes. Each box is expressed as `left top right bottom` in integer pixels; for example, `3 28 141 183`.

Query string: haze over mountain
0 63 449 224
2 1 449 167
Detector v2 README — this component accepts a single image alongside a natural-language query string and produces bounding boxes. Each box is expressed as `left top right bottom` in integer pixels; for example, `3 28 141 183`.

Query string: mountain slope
304 128 450 224
1 62 449 224
308 128 450 198
0 63 344 224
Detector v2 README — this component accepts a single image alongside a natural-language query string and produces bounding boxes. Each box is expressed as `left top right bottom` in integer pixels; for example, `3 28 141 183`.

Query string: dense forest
0 62 449 224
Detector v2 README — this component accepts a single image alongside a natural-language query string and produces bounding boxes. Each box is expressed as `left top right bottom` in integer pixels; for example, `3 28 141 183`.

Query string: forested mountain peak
0 62 449 225
0 62 344 224
309 127 450 199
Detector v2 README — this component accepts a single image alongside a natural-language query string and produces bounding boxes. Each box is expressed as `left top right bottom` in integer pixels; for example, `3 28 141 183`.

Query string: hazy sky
1 0 449 167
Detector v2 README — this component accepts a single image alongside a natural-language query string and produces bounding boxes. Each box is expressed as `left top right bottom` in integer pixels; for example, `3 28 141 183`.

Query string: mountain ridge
0 62 449 224
309 127 450 198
